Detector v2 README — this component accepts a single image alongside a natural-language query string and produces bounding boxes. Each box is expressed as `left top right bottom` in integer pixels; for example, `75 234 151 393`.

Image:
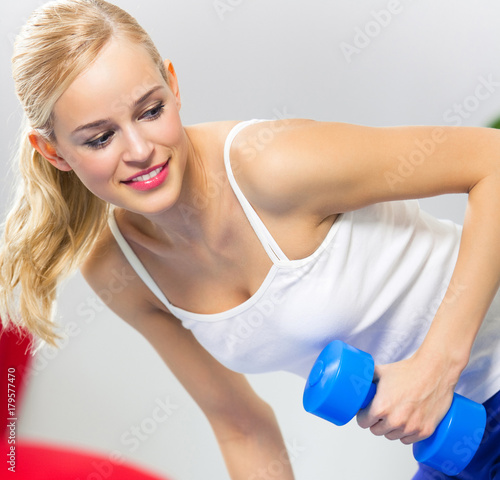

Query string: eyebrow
71 85 165 135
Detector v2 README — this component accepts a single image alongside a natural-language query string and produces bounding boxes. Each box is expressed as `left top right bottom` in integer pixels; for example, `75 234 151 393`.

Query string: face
40 37 187 215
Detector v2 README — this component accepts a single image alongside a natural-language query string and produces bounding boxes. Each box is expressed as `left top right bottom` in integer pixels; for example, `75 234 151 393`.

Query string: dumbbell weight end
303 341 376 426
412 393 486 475
303 341 486 475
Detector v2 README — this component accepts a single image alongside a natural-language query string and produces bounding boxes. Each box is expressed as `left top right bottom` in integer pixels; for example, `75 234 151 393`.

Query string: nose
121 125 154 163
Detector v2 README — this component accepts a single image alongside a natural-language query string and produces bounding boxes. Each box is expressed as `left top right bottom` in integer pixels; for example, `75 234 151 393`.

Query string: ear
28 131 73 172
164 59 181 110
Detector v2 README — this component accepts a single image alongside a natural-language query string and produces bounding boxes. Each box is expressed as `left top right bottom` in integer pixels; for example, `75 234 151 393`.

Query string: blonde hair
0 0 168 346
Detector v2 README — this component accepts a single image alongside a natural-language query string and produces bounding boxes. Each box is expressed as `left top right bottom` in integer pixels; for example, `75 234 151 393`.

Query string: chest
135 208 336 316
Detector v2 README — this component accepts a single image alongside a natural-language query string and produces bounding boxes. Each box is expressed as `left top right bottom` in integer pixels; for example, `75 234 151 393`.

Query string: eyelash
85 103 166 150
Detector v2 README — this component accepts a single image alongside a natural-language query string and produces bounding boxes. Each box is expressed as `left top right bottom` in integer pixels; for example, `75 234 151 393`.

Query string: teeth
131 166 162 182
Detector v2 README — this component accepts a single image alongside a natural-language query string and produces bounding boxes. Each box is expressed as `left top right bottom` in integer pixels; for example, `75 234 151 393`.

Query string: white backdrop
2 1 500 479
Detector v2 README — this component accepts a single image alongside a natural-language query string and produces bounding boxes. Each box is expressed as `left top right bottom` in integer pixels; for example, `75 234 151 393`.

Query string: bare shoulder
185 120 241 147
80 222 161 327
230 118 317 164
229 118 340 215
229 119 498 215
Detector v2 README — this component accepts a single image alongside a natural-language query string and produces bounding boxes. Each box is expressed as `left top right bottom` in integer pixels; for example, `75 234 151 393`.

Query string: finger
399 428 433 445
356 407 380 429
384 428 421 443
369 417 414 440
383 428 405 441
400 434 421 445
369 418 398 437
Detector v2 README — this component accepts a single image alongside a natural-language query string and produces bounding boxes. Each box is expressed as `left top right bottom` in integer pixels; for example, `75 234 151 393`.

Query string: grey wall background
2 1 500 479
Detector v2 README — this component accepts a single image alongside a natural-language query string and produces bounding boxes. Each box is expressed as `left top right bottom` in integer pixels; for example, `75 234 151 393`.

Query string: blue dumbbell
303 341 486 475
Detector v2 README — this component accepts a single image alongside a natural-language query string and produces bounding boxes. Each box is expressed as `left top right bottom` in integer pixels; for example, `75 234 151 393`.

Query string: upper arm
231 119 500 216
80 230 271 437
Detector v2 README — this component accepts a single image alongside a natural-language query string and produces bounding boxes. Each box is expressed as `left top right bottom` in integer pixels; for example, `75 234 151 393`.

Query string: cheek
159 109 184 145
69 155 121 202
68 152 118 185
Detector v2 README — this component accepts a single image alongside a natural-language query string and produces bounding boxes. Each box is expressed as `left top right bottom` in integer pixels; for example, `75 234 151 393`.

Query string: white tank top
108 119 500 403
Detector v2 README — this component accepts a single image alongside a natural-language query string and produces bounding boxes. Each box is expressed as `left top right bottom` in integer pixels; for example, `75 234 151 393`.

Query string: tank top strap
224 119 289 264
107 210 183 315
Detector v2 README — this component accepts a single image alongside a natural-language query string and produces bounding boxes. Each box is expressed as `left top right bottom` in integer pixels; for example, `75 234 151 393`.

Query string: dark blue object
303 340 487 475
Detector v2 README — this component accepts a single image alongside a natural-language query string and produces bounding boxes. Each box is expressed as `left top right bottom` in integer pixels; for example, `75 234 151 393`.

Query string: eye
85 131 115 150
141 103 166 121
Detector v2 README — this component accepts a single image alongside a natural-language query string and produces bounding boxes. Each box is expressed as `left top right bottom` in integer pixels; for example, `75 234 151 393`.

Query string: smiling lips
123 160 170 191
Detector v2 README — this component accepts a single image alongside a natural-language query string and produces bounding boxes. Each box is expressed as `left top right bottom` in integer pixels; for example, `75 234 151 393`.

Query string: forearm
214 405 295 480
420 171 500 371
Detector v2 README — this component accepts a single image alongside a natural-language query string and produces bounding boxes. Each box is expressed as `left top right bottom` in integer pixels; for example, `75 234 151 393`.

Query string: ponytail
0 119 108 346
3 0 168 346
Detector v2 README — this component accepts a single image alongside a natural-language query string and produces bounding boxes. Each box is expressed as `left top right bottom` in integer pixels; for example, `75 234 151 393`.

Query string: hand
356 349 460 445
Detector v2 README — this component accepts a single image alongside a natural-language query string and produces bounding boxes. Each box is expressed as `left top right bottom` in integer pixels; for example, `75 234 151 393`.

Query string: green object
488 117 500 129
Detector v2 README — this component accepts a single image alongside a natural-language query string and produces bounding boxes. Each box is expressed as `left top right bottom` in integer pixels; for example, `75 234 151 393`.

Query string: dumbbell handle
303 341 487 476
358 380 482 469
360 382 377 409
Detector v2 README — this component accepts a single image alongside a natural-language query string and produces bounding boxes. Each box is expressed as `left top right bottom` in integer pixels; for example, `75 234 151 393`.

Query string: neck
136 127 227 250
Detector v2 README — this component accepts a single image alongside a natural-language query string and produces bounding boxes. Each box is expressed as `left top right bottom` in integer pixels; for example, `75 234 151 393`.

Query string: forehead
53 38 165 132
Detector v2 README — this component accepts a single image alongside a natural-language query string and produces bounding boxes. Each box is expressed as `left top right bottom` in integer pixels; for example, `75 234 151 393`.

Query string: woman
1 1 499 478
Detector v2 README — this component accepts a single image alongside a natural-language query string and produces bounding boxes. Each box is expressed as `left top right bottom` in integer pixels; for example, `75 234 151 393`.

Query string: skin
30 35 500 476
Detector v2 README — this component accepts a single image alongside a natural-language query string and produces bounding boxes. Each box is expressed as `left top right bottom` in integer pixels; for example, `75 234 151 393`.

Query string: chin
126 188 183 217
